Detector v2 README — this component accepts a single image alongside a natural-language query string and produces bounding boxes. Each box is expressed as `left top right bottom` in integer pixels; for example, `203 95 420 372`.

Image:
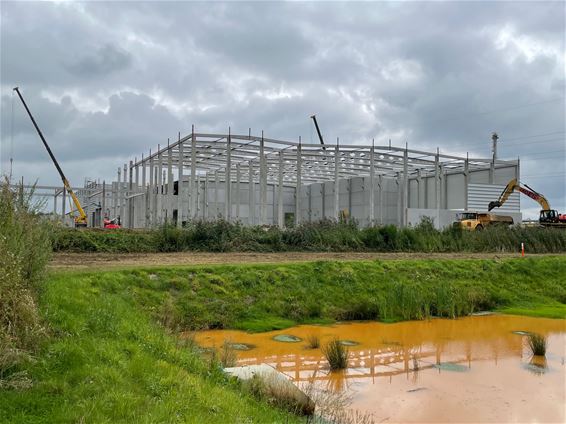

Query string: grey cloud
65 44 132 77
1 1 564 216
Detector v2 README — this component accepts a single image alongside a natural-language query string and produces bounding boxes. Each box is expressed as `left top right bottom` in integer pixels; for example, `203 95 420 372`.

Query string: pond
195 315 565 423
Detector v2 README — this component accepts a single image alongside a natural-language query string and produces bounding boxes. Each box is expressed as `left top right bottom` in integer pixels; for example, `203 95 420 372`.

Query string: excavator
488 178 566 228
13 87 89 227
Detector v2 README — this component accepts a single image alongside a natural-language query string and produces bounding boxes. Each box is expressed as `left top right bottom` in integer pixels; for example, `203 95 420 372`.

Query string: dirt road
49 251 555 270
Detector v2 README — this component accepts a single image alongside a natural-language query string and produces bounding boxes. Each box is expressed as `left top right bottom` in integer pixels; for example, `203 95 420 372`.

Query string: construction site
34 128 522 230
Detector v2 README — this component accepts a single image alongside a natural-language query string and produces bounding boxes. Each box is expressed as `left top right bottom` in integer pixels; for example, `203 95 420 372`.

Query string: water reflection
195 315 566 422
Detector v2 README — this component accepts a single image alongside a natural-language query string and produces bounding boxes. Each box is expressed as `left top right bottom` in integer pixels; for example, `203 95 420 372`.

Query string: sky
1 1 564 219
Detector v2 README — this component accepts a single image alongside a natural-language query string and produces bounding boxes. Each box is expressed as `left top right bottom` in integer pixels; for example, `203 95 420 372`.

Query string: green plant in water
527 333 547 356
306 334 320 349
322 339 348 370
220 339 237 367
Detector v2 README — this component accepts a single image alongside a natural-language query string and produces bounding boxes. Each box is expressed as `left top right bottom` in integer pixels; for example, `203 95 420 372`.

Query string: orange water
195 315 566 423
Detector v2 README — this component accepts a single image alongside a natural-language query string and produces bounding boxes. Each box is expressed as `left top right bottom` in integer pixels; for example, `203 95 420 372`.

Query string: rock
224 364 315 415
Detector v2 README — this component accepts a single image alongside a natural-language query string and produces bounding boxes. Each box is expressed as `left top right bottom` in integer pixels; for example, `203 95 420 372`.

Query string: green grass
0 272 300 424
2 256 564 423
51 218 566 254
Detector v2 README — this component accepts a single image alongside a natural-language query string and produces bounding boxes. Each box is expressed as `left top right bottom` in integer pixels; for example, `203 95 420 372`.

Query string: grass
0 180 51 386
96 256 566 333
0 271 300 424
1 255 564 422
51 217 566 254
322 339 349 370
306 334 321 349
527 333 547 356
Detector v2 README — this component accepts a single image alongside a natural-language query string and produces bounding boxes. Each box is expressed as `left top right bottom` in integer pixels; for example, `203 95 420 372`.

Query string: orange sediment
194 315 566 423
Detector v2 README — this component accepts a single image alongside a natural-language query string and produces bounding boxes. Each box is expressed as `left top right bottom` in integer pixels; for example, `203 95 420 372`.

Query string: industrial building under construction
44 127 520 229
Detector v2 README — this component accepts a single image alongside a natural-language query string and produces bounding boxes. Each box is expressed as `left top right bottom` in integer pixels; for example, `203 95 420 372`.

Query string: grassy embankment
0 181 300 424
52 219 566 254
2 257 565 422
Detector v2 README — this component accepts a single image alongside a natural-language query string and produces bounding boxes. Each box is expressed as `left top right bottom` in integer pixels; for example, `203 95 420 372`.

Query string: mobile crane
488 178 566 228
13 87 88 227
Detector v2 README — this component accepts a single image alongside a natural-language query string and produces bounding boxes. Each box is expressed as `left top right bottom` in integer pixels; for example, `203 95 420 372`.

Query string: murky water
195 315 566 423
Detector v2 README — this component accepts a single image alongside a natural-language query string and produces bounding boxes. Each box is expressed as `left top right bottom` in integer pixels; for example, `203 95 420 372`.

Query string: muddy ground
49 251 563 270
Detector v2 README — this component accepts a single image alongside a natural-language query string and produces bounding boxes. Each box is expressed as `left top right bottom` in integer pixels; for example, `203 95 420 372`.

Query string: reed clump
220 340 237 367
527 333 547 356
306 334 320 349
323 339 349 370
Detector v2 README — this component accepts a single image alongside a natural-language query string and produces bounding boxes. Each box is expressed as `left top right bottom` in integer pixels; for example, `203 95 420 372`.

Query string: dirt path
49 251 560 270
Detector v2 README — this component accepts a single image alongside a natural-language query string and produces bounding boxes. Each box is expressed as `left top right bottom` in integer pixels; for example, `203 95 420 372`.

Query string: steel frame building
45 128 521 229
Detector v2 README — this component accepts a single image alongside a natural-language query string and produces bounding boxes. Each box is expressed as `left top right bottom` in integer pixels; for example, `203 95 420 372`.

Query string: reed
527 333 547 356
322 339 349 370
306 334 321 349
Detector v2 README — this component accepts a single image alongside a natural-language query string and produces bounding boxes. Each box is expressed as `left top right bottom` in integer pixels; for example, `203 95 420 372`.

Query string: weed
323 339 349 370
0 180 50 383
306 334 321 349
527 333 547 356
220 340 238 367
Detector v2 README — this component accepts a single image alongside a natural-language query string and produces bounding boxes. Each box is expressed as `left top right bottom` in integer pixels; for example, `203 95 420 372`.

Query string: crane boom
13 87 87 227
310 115 326 150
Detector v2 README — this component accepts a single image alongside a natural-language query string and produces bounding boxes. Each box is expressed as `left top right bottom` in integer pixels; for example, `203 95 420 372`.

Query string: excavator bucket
487 201 501 211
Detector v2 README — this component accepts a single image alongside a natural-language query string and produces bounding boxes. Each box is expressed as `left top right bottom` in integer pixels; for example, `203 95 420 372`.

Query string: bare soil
49 251 560 270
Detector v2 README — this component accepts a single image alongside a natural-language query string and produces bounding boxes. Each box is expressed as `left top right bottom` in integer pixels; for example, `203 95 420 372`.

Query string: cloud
1 1 564 218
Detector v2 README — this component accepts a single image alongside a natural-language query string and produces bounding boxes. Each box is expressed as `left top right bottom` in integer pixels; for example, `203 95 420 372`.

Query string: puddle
339 340 359 346
195 315 566 423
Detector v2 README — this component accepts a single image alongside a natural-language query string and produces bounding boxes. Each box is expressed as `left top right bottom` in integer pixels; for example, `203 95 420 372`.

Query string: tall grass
52 217 566 254
0 180 51 384
527 333 547 356
322 339 349 370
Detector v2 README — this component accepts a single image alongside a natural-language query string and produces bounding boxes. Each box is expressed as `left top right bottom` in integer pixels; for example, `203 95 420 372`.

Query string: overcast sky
1 1 564 218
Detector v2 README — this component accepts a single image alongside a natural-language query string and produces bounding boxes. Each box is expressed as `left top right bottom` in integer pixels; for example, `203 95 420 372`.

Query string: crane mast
13 87 87 227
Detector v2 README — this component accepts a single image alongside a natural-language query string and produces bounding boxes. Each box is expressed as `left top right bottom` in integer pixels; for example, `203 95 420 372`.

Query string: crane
310 115 326 150
13 87 88 227
488 178 566 227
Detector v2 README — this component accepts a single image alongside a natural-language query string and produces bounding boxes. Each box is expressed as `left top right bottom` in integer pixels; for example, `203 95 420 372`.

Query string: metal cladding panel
467 183 520 212
494 166 517 185
446 174 465 209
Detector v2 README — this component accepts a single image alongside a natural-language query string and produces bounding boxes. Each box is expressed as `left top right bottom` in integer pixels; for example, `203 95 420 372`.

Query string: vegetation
306 334 321 349
52 218 566 254
0 266 300 423
527 333 547 356
322 339 349 370
0 181 51 389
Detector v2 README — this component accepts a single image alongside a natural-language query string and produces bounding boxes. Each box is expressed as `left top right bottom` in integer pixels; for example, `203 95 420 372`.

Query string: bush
50 217 566 254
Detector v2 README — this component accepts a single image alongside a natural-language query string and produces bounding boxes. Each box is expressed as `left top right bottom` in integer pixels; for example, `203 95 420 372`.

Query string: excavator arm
488 178 550 211
13 87 87 226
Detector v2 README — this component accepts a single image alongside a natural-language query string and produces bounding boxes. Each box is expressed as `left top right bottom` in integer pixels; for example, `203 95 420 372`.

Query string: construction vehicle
488 178 566 228
456 212 514 231
13 87 88 227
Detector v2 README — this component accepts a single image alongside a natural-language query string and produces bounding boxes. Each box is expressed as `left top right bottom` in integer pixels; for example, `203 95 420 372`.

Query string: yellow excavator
13 87 88 227
488 178 566 228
